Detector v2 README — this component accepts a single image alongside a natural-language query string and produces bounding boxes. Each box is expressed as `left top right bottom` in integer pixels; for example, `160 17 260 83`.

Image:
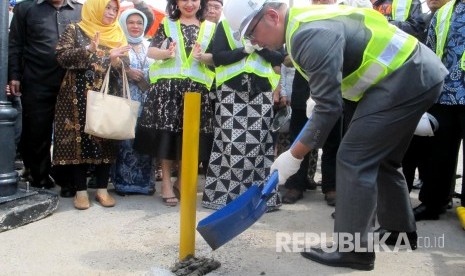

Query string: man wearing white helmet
223 0 448 271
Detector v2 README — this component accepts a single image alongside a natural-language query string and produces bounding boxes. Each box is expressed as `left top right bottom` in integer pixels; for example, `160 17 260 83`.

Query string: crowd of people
4 0 464 271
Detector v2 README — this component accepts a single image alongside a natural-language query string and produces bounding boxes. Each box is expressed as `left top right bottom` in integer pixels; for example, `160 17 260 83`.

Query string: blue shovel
197 119 311 250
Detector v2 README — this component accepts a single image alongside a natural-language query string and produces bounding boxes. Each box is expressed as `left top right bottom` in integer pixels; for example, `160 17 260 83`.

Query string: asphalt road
0 157 464 275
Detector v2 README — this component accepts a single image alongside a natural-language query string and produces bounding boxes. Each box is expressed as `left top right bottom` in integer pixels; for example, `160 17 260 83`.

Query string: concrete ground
0 162 464 275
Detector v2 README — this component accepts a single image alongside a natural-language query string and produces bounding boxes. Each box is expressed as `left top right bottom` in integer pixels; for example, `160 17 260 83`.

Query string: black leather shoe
60 186 76 198
413 204 440 221
447 198 453 209
20 168 33 182
324 191 336 206
282 188 304 204
301 248 375 271
60 189 76 198
375 228 417 250
31 176 55 189
305 180 318 191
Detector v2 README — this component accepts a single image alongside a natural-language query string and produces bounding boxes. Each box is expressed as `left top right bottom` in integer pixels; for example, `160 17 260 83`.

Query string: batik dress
112 40 156 195
201 80 282 211
134 22 214 161
53 24 121 166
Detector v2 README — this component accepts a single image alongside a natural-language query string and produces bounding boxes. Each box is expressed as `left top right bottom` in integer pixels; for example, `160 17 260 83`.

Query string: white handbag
84 63 141 140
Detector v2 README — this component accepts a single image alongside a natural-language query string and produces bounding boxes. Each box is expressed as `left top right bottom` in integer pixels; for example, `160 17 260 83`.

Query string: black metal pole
0 1 18 197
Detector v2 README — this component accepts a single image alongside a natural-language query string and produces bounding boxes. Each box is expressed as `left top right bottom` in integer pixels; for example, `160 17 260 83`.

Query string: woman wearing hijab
112 9 156 196
53 0 131 210
134 0 216 207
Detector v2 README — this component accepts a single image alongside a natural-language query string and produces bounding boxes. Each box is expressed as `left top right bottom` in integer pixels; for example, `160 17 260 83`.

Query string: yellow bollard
179 92 201 260
457 206 465 230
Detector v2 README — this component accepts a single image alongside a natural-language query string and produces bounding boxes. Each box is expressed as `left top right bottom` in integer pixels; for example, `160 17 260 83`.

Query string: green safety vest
434 1 465 70
215 20 280 90
392 0 412 21
286 5 418 101
149 18 216 89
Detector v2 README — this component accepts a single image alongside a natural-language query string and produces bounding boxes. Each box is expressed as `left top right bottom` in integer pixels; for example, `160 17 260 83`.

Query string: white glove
306 97 316 118
414 112 438 136
243 39 255 54
270 150 303 184
252 44 263 51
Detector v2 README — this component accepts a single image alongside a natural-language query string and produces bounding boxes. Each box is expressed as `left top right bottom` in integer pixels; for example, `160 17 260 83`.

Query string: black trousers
419 104 465 209
342 99 357 134
73 164 111 191
20 82 60 185
284 108 311 191
320 117 341 194
284 108 340 193
402 135 432 192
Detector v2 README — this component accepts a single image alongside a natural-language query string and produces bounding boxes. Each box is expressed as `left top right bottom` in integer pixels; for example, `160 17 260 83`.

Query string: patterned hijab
78 0 127 48
119 9 148 44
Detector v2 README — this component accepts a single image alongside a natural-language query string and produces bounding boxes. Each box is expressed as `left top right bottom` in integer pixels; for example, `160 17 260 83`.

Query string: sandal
282 188 303 204
162 196 178 207
172 178 181 200
173 185 181 200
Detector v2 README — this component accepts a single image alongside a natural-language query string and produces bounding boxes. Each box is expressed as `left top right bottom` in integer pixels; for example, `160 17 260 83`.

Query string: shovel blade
197 185 268 250
197 172 279 250
197 120 312 250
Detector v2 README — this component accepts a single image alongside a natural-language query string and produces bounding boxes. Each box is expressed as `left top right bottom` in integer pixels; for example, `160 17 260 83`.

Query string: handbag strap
121 62 131 100
98 63 132 101
99 65 112 95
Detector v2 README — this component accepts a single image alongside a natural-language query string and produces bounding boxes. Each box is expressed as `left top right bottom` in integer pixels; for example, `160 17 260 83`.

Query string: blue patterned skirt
112 139 156 195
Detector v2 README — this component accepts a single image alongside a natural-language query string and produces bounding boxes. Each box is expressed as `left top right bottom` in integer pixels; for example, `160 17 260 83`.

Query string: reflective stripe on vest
149 18 216 89
285 6 417 101
435 1 455 61
215 20 280 90
392 0 412 21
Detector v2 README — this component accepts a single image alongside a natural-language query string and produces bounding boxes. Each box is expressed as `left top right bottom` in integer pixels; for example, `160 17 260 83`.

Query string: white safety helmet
414 112 439 136
223 0 284 40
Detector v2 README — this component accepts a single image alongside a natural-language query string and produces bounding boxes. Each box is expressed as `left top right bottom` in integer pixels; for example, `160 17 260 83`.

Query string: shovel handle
260 171 279 199
262 119 312 198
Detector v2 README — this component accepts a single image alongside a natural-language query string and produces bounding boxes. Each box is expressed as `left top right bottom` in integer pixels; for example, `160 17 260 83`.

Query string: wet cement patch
171 255 221 275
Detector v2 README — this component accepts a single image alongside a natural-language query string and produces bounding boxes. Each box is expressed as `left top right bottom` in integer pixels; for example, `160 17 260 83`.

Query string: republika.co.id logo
276 232 445 253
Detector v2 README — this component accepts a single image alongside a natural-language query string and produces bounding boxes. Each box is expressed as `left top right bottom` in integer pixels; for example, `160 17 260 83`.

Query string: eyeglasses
207 4 222 11
244 11 265 41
